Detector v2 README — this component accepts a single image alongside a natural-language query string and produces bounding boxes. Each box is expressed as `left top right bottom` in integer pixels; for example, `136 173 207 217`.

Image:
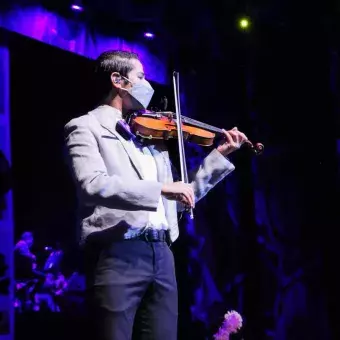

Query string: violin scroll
244 141 264 156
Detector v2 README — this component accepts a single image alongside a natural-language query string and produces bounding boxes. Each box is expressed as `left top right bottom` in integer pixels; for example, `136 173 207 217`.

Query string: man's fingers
183 188 195 208
237 131 248 144
180 193 191 207
181 191 189 204
186 187 195 208
222 130 234 145
228 130 248 146
176 186 194 208
228 130 239 142
163 182 195 208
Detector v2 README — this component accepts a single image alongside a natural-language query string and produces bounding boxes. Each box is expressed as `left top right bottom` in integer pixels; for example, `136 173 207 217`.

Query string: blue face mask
121 78 154 111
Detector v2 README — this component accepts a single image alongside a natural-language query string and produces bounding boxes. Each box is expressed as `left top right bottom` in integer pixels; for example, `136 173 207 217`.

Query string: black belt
136 229 171 245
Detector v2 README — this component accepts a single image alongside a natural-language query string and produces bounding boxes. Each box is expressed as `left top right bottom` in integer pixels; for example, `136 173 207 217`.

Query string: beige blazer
64 105 235 244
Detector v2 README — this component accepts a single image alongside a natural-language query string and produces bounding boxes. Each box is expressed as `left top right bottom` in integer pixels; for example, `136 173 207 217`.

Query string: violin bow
172 71 194 219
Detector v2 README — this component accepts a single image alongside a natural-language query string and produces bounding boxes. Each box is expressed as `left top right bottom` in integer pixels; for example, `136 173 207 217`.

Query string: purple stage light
71 4 83 12
144 32 154 39
0 6 168 84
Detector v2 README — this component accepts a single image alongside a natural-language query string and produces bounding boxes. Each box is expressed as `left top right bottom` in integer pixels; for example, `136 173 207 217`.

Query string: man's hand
161 182 195 208
217 127 248 157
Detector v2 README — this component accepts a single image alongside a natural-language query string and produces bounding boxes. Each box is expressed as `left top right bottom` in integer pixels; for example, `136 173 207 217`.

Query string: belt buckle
142 227 151 242
142 227 168 243
143 228 160 242
144 230 150 242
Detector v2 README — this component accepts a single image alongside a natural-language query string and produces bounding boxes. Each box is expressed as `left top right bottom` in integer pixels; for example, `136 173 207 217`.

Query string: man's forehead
130 59 144 73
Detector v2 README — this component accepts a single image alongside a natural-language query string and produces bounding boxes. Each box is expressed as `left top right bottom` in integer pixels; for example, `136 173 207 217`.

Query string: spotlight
144 32 155 39
71 4 84 12
238 17 250 31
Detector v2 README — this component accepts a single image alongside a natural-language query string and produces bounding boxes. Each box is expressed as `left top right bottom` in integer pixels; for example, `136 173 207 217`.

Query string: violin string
158 111 220 133
185 117 222 133
178 115 223 134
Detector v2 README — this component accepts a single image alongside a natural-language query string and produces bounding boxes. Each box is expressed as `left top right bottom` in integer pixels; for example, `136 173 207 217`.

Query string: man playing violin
64 50 248 340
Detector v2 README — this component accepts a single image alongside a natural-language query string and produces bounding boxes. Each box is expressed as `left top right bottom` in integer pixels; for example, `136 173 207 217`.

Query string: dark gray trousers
86 239 178 340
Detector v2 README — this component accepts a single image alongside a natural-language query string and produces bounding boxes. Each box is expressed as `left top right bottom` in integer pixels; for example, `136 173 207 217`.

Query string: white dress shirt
130 140 169 230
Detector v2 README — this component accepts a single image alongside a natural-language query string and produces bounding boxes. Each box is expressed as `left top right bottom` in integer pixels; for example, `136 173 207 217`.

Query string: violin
126 111 264 155
126 72 264 219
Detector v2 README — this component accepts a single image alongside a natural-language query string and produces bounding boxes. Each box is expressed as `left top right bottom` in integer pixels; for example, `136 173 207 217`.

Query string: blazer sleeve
191 148 235 202
64 118 162 211
176 148 235 212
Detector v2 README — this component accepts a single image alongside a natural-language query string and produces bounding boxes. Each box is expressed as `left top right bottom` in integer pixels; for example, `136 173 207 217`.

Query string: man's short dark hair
94 50 139 96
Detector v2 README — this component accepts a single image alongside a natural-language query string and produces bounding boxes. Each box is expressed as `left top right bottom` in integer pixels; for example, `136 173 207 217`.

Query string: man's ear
111 72 122 88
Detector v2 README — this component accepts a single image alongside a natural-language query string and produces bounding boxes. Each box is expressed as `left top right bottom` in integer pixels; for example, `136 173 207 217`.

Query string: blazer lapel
90 106 145 179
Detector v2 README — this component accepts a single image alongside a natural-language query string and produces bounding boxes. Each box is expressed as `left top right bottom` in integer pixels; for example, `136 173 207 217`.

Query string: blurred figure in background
14 232 37 280
14 232 45 312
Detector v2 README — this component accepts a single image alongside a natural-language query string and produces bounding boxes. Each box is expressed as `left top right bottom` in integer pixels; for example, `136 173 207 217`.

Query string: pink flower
213 310 243 340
